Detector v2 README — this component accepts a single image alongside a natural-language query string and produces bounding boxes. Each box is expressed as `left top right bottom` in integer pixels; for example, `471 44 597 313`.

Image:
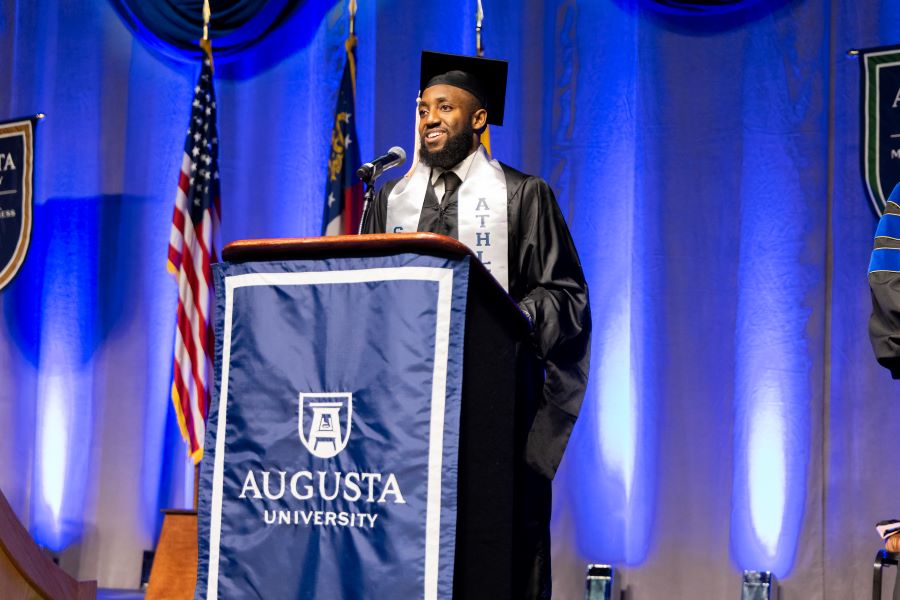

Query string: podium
0 487 96 599
195 233 543 599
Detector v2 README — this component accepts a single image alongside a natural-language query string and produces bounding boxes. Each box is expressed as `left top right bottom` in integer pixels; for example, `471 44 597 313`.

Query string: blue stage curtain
0 0 364 586
2 0 900 596
108 0 304 62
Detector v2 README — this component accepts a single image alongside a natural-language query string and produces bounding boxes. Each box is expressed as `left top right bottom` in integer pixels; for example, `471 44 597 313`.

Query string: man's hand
887 533 900 553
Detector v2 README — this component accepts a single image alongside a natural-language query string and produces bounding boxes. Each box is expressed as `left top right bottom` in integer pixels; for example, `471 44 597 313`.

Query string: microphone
357 146 406 183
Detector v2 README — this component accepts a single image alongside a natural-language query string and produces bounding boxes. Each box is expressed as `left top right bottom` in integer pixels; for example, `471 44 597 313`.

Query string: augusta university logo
298 393 353 459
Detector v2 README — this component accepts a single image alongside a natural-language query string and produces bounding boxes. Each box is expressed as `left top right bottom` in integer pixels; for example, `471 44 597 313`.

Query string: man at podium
362 51 591 598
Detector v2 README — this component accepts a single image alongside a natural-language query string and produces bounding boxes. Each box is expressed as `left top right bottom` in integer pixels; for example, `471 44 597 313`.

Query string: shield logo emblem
861 46 900 215
0 118 35 291
298 392 353 459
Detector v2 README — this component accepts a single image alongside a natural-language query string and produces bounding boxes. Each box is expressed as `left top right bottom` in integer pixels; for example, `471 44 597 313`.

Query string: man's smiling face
417 84 487 168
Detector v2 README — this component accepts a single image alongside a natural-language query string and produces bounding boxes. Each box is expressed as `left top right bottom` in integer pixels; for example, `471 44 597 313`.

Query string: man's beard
419 124 475 169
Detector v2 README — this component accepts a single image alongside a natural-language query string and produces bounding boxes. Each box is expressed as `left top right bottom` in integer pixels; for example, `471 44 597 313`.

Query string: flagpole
355 0 376 234
406 0 421 181
347 0 370 234
200 0 214 70
347 0 357 98
476 0 491 154
193 0 213 512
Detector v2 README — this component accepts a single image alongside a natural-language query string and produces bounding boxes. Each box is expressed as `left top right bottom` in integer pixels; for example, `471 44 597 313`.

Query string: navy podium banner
195 251 472 599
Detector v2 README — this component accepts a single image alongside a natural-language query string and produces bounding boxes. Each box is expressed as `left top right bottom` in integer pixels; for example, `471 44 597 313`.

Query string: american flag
167 55 220 463
322 34 363 235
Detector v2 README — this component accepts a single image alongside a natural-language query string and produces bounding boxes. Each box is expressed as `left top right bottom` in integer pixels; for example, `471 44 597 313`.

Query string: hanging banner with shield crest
860 46 900 216
0 116 38 291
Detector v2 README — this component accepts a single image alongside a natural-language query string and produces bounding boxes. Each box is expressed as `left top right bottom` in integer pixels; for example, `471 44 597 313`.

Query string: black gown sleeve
509 175 592 480
359 179 396 234
870 201 900 378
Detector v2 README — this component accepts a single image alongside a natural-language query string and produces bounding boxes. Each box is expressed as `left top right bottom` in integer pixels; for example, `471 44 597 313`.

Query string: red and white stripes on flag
167 55 221 464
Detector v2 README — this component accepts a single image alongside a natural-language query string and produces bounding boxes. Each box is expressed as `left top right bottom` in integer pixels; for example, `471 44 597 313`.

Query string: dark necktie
440 171 462 208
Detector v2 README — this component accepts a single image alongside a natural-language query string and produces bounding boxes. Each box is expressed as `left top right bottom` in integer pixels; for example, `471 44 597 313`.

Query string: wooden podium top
0 488 96 599
221 233 531 333
222 232 471 262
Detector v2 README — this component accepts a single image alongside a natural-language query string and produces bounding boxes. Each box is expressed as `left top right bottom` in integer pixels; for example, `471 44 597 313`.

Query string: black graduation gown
362 164 591 599
362 163 591 478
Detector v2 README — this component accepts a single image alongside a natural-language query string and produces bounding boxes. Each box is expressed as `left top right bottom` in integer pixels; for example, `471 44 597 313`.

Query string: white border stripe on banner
424 268 452 598
864 56 876 207
208 266 455 600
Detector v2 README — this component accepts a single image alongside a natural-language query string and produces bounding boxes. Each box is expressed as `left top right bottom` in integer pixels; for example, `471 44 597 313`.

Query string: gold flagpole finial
200 0 214 68
476 0 484 57
348 0 357 39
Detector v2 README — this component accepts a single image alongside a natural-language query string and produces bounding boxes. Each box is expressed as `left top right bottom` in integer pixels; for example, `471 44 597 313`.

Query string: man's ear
471 107 487 131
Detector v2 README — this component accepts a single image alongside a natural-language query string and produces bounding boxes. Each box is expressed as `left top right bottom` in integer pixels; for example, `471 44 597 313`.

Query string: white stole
385 146 510 290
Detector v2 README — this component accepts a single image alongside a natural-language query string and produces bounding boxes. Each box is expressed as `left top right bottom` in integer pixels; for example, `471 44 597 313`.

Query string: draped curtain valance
642 0 766 15
107 0 304 62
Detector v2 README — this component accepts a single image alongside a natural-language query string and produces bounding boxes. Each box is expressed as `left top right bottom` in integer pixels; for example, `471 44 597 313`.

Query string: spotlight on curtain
107 0 305 62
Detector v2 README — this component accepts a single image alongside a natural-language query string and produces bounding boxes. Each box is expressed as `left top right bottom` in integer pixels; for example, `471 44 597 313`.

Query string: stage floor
97 589 144 600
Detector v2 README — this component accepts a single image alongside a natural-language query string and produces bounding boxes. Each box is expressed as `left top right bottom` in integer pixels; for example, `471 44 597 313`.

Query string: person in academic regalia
361 51 591 599
868 189 900 600
870 188 900 377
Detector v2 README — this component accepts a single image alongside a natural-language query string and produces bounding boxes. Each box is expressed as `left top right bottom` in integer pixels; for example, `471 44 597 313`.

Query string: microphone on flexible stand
357 146 406 234
356 146 406 183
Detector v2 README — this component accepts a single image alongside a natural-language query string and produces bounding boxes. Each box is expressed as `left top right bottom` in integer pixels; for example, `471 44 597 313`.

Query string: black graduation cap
420 51 508 126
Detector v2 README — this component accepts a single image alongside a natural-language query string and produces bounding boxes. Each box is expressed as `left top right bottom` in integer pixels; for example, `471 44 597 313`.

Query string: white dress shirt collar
429 147 479 196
